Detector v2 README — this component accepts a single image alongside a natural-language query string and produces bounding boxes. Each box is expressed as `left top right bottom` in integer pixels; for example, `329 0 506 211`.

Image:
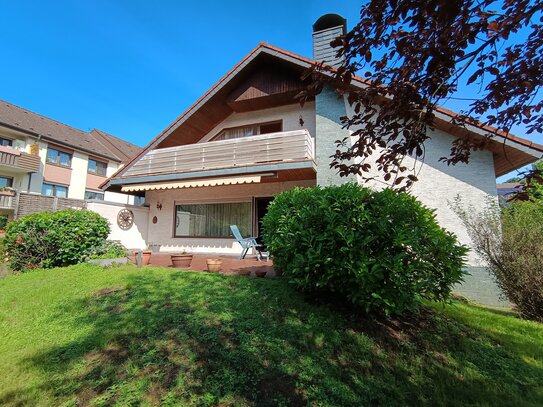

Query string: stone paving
133 252 277 278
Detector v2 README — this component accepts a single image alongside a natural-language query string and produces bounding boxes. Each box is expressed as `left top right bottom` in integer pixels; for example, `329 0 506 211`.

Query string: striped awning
120 175 262 192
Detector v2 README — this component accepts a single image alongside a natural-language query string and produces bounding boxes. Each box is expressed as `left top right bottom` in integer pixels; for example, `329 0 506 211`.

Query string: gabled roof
103 42 543 188
89 129 141 162
0 99 141 163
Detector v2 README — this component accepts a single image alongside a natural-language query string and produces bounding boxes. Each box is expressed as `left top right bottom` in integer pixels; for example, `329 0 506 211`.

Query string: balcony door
253 196 274 245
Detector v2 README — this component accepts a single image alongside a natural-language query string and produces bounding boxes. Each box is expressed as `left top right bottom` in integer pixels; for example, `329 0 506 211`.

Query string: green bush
457 198 543 322
262 184 467 315
5 209 110 271
88 240 128 260
0 215 8 231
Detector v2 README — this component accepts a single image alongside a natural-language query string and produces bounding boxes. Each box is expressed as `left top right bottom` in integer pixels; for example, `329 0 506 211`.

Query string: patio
139 252 277 277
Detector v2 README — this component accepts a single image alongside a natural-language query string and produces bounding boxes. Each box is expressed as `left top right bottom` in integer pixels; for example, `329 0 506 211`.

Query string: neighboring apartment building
0 99 141 220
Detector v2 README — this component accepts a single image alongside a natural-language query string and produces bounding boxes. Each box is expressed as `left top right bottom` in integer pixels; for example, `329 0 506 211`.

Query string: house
0 99 142 220
101 14 542 302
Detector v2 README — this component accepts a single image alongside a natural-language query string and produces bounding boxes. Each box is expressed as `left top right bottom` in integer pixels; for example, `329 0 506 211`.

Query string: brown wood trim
208 120 283 142
47 143 74 155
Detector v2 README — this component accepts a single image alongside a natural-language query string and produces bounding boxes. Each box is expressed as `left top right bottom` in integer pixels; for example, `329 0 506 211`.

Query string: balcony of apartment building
0 144 41 214
0 144 41 175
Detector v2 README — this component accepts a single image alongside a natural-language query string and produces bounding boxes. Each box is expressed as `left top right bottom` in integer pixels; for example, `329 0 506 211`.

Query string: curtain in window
175 202 251 237
216 126 254 141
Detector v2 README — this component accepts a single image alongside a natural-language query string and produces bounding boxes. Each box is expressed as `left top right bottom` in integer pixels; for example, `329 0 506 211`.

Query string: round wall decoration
152 216 158 224
117 209 134 230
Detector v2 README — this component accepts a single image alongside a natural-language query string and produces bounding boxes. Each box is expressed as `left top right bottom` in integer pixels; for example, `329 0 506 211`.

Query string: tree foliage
455 197 543 322
302 0 543 189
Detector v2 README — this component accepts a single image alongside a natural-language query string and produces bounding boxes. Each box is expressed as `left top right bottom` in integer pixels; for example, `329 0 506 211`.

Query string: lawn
0 265 542 406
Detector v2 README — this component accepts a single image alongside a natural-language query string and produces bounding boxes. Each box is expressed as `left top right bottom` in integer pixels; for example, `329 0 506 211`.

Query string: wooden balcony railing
0 146 41 173
123 129 315 177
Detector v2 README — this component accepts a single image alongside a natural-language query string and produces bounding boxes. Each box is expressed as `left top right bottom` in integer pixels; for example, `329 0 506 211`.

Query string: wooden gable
156 53 311 149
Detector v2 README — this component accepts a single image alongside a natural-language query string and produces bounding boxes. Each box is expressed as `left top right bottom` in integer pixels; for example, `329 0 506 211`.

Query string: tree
302 0 543 190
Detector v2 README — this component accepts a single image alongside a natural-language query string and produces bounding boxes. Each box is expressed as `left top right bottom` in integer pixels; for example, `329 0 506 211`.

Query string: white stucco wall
342 99 498 266
103 162 136 204
145 180 315 254
199 102 316 143
68 151 88 199
87 201 149 249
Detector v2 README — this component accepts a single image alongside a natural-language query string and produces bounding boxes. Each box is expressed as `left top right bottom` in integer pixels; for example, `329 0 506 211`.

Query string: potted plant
134 248 152 266
206 258 222 272
171 251 193 268
0 187 16 197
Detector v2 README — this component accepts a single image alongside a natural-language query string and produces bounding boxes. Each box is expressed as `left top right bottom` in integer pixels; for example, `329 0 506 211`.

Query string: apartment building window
42 183 68 198
85 190 104 200
134 196 145 206
46 147 72 167
214 121 282 141
0 176 13 188
88 159 107 176
0 137 13 147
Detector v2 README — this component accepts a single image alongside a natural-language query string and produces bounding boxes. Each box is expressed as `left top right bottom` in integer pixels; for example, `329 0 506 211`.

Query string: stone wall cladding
315 86 356 186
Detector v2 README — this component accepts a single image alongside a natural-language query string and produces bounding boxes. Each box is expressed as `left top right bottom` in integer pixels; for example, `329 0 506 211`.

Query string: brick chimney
312 14 347 67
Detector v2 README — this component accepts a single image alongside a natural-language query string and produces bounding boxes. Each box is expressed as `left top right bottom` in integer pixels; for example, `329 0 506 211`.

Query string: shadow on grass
2 270 542 406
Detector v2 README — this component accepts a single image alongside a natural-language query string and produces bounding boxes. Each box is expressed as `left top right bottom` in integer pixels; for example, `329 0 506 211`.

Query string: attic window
214 121 282 141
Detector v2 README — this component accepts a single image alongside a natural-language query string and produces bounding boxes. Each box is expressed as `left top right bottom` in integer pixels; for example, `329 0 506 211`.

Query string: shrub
88 240 128 260
456 198 543 322
0 215 8 231
262 184 467 315
5 209 110 271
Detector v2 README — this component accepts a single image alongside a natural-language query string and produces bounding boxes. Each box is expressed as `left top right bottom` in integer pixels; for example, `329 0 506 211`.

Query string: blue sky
0 0 358 146
1 1 540 180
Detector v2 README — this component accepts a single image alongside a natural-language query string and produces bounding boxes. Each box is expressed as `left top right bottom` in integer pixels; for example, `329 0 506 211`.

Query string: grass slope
0 265 542 406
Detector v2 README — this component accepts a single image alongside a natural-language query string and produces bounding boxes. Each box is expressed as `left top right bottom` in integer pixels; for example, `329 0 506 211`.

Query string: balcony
122 129 315 178
0 146 41 173
0 193 15 210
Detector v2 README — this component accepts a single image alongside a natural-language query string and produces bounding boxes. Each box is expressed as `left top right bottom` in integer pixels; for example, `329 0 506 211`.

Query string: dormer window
214 120 282 141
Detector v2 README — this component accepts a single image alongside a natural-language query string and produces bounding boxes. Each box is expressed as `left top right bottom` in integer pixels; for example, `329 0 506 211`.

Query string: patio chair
230 225 266 261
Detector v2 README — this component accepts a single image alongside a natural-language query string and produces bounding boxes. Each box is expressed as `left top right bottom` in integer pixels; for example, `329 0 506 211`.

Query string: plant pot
141 250 152 266
255 270 267 278
206 258 222 273
0 190 15 197
171 253 193 268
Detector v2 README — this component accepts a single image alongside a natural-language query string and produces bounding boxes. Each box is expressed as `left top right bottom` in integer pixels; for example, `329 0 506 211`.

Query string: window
214 121 282 141
42 183 68 198
175 202 251 237
85 190 104 200
134 196 145 206
88 159 108 176
0 137 13 147
46 148 72 167
0 177 13 188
